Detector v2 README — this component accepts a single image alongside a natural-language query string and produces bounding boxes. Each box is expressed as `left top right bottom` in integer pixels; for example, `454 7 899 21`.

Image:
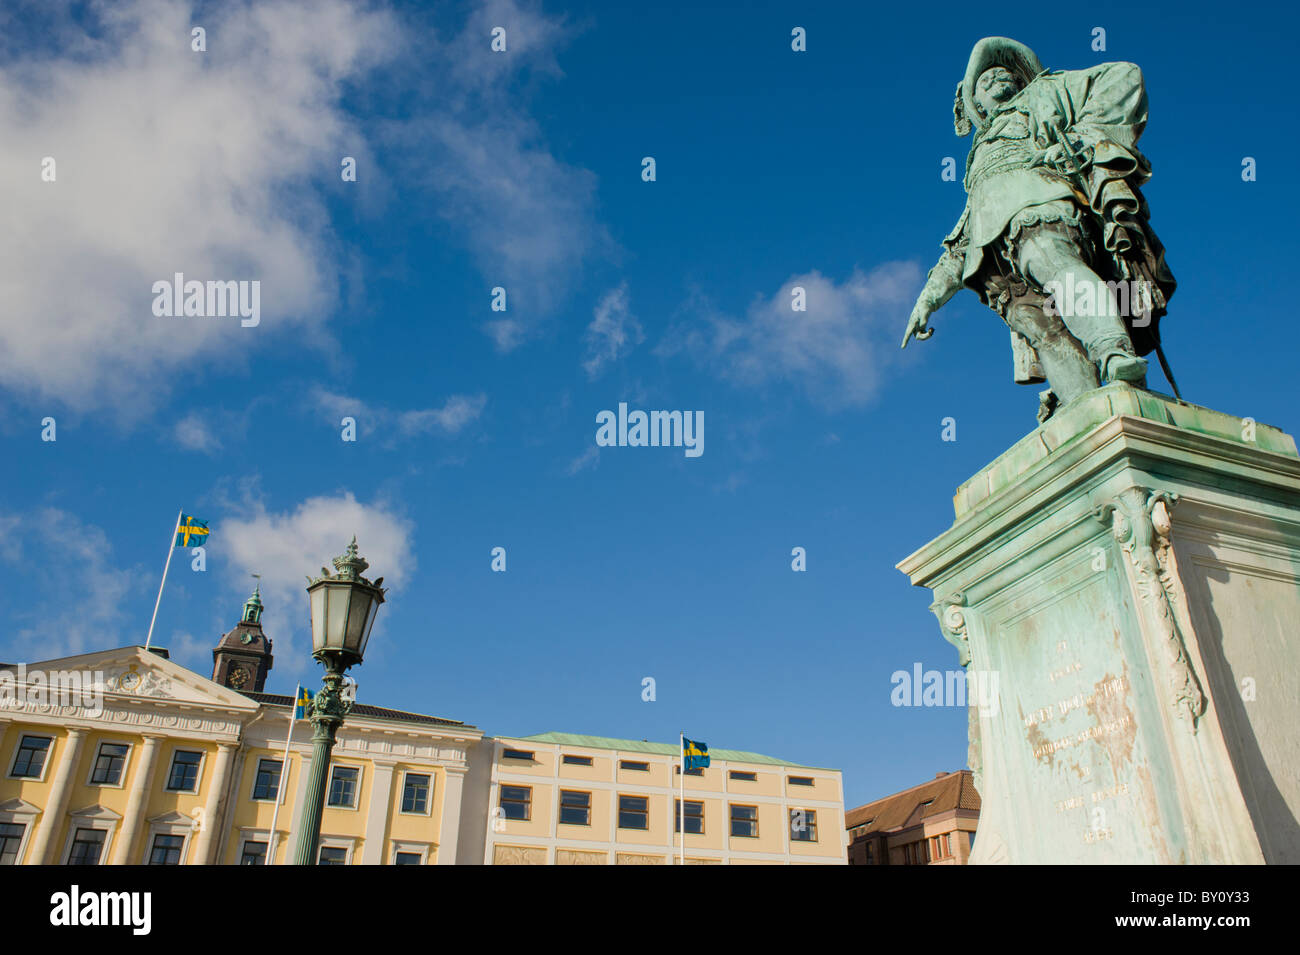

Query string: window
788 776 814 787
561 754 593 766
729 770 757 782
789 809 818 842
501 749 534 761
558 790 591 826
619 760 649 772
166 750 203 792
394 851 422 865
618 795 649 830
730 804 758 837
318 846 347 865
674 800 704 834
676 766 703 776
499 785 531 820
401 773 430 814
0 823 25 865
10 735 52 779
68 828 106 865
240 841 268 865
90 742 129 785
327 766 359 808
865 842 874 863
148 834 184 865
252 758 283 801
944 832 952 856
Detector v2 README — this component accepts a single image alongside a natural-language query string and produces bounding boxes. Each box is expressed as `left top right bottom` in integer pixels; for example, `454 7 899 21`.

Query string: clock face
240 632 254 645
228 667 249 689
119 671 141 691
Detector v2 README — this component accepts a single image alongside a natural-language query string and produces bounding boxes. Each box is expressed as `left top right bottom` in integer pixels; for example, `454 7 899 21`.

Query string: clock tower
211 583 275 693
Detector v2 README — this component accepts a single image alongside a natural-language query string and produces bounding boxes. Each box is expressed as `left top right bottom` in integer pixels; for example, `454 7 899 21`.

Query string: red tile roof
845 770 980 832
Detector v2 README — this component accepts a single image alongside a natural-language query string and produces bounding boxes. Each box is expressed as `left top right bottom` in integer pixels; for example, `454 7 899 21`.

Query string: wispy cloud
657 262 921 407
0 0 607 419
386 0 606 350
565 445 599 475
583 283 643 379
173 412 222 454
309 386 487 444
219 490 414 679
0 0 400 418
0 508 143 661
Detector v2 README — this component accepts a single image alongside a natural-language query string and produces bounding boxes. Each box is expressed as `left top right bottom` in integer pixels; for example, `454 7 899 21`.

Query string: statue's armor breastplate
964 108 1077 250
969 112 1036 183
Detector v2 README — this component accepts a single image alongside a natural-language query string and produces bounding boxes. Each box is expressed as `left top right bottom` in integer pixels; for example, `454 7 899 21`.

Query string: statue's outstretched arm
902 245 965 349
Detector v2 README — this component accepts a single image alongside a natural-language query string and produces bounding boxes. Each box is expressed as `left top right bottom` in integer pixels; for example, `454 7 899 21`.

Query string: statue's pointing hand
901 302 934 349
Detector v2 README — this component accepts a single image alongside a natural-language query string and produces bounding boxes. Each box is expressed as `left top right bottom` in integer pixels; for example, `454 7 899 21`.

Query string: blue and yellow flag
175 515 210 548
684 737 710 770
295 686 314 719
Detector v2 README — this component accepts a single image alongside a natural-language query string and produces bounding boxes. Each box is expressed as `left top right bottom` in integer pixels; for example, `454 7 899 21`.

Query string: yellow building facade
0 646 481 865
477 732 846 864
1 646 845 865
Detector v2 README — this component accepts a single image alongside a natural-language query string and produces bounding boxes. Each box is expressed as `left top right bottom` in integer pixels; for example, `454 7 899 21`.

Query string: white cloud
397 393 488 436
0 508 142 662
310 386 486 442
219 491 413 678
658 262 922 407
173 412 221 453
582 284 643 379
0 0 602 417
0 0 401 417
390 0 605 349
565 445 599 475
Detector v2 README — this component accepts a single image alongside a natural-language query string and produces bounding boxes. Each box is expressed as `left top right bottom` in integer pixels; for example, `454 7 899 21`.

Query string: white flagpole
679 731 685 866
144 508 182 650
266 685 300 865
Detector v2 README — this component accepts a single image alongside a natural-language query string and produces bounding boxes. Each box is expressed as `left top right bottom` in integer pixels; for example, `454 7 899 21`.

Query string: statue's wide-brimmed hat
954 37 1044 135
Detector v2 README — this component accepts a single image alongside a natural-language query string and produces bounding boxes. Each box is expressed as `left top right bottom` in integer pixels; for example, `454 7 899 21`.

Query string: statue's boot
1102 350 1148 383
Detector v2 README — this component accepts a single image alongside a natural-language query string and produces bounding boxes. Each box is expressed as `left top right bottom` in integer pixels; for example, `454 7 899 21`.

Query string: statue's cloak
943 61 1176 360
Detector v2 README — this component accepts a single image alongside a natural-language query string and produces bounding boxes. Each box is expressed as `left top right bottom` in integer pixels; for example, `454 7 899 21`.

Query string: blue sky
2 0 1297 809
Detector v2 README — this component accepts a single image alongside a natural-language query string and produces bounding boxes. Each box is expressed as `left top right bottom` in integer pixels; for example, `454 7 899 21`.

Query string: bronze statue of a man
902 37 1177 421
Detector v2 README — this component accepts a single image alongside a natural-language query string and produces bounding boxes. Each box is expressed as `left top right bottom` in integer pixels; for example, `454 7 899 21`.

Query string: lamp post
292 537 386 865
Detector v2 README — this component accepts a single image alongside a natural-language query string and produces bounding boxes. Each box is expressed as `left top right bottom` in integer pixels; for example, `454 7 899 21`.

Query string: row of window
0 822 186 866
237 840 424 866
8 735 205 791
250 757 431 814
6 736 432 815
0 820 429 866
500 749 816 787
899 833 954 865
498 786 819 841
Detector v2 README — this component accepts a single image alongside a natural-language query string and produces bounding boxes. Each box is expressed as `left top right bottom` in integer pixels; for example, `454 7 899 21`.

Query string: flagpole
144 507 182 650
267 686 300 865
679 731 685 866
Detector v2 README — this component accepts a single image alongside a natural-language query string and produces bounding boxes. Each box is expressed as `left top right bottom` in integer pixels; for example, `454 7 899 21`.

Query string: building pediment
0 797 42 817
69 804 122 821
147 810 194 826
11 645 258 712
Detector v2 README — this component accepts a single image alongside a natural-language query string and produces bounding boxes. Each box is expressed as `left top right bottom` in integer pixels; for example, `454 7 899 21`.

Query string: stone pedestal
898 385 1300 864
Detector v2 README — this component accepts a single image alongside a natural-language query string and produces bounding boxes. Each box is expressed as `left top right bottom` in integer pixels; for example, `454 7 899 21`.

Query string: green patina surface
954 384 1297 516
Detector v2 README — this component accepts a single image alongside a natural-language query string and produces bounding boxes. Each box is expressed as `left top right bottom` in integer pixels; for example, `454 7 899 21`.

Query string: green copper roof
511 731 830 770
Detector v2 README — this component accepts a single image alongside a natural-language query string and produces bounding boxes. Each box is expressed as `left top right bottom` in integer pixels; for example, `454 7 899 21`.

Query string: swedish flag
175 515 210 548
294 686 314 719
684 737 710 770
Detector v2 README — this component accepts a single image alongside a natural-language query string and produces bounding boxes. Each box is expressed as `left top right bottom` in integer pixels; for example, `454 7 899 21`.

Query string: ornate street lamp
292 537 386 865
